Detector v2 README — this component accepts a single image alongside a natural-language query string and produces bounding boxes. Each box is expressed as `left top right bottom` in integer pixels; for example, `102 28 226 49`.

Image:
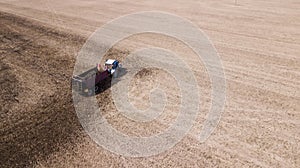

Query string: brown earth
0 0 300 167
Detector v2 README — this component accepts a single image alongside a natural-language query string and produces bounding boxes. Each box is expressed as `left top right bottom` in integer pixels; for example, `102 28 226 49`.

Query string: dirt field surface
1 0 299 167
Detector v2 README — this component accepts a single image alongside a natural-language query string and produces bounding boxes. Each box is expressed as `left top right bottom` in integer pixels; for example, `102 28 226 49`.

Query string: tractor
72 59 120 96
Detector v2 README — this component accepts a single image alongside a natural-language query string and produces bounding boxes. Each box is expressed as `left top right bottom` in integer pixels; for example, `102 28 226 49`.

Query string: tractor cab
104 59 119 75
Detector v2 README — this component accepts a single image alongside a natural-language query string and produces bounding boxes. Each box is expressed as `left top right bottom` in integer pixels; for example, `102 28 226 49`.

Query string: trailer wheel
87 85 99 96
94 85 99 92
87 89 94 96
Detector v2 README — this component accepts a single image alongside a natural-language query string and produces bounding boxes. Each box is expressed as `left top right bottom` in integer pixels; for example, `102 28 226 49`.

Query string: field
0 0 299 167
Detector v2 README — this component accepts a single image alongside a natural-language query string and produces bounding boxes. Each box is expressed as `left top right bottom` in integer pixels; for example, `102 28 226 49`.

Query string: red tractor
72 59 120 96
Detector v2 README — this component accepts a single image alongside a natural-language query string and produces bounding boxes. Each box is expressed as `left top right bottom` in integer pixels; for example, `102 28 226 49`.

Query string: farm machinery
72 59 120 95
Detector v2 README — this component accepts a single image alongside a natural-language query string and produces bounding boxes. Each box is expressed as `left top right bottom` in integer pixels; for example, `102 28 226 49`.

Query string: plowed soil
1 0 299 167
